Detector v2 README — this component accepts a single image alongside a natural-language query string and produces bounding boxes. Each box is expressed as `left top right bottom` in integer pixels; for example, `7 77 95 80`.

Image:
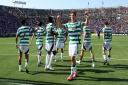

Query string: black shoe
103 60 107 65
37 63 41 67
107 62 110 66
25 68 29 73
37 62 43 67
38 64 41 67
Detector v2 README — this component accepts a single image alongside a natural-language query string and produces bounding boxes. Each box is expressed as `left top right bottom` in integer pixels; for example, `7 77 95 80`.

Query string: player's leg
47 44 56 70
67 56 77 81
18 50 22 72
24 48 29 73
54 41 59 62
90 49 95 68
76 43 84 64
103 45 107 65
76 49 84 64
60 43 64 60
98 32 100 39
67 44 78 81
60 48 64 61
107 47 111 65
45 53 50 69
71 56 77 76
90 47 95 61
106 50 111 65
45 43 51 70
54 48 58 62
47 50 56 70
37 45 43 66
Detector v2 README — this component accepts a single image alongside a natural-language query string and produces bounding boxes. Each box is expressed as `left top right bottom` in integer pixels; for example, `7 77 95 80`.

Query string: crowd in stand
0 5 128 37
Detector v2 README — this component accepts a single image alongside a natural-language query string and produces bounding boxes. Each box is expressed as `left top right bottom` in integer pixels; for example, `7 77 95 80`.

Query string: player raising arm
64 11 82 81
76 11 95 67
55 15 67 61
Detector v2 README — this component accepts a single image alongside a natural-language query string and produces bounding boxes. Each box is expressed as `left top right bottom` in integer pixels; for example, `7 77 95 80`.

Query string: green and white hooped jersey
35 27 45 45
64 22 82 44
56 28 66 43
102 27 112 42
45 23 56 43
16 26 32 46
83 26 92 43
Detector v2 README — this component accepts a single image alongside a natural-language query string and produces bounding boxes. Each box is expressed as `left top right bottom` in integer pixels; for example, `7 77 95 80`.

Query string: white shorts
56 42 64 49
82 42 92 51
19 45 29 54
45 43 56 52
69 44 78 57
103 42 112 51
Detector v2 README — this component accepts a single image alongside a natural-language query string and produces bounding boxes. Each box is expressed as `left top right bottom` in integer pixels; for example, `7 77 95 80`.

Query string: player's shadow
82 60 103 63
62 60 70 62
29 69 70 75
76 76 128 82
53 64 70 67
0 78 71 85
109 64 128 70
78 68 114 74
28 64 71 75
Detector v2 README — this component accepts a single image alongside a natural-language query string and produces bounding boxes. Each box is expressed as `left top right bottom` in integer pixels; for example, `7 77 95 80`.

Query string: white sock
92 62 95 68
71 66 77 75
37 55 41 63
25 59 28 68
61 53 63 60
103 55 107 61
19 65 22 71
107 56 111 63
71 67 73 75
73 66 77 72
76 60 81 64
45 54 50 68
47 53 54 68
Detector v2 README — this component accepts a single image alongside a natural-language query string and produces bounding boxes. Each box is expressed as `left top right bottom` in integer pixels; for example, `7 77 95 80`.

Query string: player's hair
104 21 109 26
21 20 26 25
70 11 77 16
38 21 43 26
47 16 54 23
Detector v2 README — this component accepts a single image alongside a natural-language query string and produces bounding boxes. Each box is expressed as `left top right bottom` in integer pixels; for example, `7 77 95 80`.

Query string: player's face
57 15 61 22
70 13 76 21
84 12 90 17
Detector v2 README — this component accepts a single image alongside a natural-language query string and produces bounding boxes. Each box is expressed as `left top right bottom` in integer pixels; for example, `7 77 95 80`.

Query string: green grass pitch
0 35 128 85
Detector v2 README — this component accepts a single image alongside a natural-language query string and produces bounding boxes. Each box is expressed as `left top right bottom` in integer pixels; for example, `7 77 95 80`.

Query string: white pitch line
0 43 15 45
96 57 128 61
0 53 128 61
1 42 128 47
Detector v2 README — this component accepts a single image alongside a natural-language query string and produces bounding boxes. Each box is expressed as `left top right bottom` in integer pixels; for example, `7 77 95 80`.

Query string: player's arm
16 28 20 48
29 27 35 46
30 33 34 46
84 12 90 26
64 28 68 43
56 15 62 28
16 35 18 48
63 24 68 42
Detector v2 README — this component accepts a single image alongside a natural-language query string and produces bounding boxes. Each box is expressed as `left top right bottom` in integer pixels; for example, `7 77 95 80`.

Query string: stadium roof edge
0 4 128 10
